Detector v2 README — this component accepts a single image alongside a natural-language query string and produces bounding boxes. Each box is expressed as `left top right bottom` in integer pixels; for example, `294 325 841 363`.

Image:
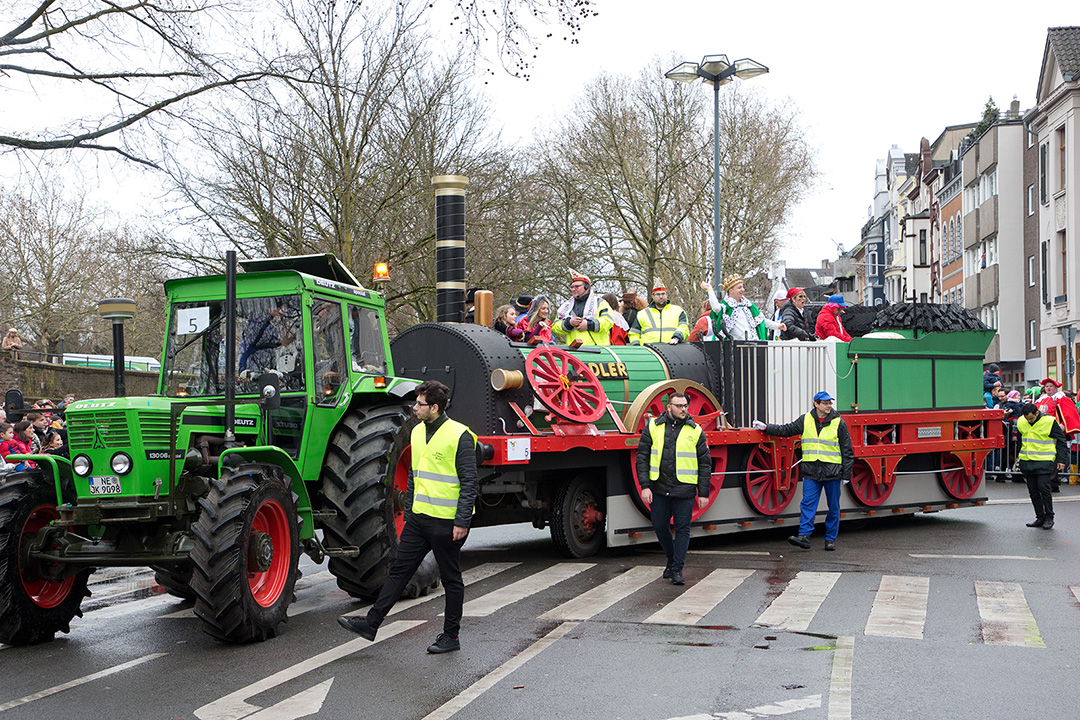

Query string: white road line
1070 586 1080 603
754 571 840 631
342 562 521 618
694 550 773 556
461 563 593 617
293 571 334 590
864 575 929 640
244 678 332 720
828 636 854 720
988 496 1080 505
420 621 579 720
0 653 167 712
194 620 426 720
910 554 1049 560
975 581 1045 647
538 565 661 621
644 568 755 626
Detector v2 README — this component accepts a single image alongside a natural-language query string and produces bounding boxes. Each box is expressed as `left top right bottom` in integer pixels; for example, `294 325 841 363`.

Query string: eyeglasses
669 403 689 409
570 282 586 289
413 400 431 407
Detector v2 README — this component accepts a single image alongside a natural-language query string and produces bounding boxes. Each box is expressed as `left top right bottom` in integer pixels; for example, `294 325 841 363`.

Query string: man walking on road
753 391 853 551
338 380 478 653
636 392 712 585
1017 402 1067 530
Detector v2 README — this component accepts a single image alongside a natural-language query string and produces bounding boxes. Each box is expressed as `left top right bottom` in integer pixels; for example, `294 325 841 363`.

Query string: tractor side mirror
257 373 281 411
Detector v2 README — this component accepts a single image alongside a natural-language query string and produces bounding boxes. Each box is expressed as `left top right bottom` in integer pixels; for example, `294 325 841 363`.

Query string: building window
1058 126 1067 191
1030 320 1037 351
986 237 998 267
957 285 963 306
1041 143 1048 204
956 212 962 250
1028 184 1035 216
1061 230 1068 297
1048 346 1058 381
1042 241 1049 307
919 229 927 265
1029 255 1036 287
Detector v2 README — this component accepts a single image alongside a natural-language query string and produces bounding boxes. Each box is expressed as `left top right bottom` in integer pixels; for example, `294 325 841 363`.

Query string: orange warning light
373 262 390 282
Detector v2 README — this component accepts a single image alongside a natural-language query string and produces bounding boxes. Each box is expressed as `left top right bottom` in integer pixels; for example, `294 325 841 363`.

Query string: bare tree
0 0 596 166
0 164 169 358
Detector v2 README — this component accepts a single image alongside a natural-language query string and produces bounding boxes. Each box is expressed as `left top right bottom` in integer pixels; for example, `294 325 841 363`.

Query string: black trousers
367 511 466 637
1022 470 1055 521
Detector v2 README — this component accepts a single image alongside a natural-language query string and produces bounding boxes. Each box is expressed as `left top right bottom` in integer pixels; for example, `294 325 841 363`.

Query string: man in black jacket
636 392 712 585
779 288 815 341
1017 403 1067 529
754 391 853 550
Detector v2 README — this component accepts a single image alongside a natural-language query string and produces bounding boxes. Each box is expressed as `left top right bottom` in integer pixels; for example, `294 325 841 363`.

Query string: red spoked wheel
526 346 607 423
21 505 76 609
939 452 983 500
743 444 798 516
848 459 894 507
626 380 725 521
248 497 292 607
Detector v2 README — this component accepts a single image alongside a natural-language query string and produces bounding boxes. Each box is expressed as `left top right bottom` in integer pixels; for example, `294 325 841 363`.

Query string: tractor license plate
88 476 122 495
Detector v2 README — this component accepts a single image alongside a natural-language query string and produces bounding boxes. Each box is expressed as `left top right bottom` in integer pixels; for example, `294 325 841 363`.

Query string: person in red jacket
814 294 852 342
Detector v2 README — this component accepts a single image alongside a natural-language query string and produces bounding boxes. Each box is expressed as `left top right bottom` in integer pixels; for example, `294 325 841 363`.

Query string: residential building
858 159 888 306
1023 97 1041 387
961 100 1027 373
1026 27 1080 390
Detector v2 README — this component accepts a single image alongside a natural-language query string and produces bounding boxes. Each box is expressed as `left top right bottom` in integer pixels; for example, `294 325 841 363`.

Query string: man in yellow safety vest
754 391 852 551
1017 402 1067 530
636 392 712 585
339 380 478 653
629 282 689 345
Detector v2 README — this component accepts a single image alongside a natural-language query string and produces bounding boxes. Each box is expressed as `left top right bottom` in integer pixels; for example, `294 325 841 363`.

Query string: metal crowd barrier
985 419 1080 484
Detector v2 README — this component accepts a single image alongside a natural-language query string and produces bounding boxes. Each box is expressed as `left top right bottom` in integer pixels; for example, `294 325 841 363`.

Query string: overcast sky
480 0 1070 270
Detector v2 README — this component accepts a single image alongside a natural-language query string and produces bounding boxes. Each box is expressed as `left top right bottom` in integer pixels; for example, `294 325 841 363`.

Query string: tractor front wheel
190 470 300 642
0 473 91 645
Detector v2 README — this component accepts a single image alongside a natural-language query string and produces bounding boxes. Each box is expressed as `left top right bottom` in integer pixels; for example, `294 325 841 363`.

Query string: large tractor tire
0 473 92 645
318 403 440 601
189 468 301 643
550 474 606 558
150 562 195 600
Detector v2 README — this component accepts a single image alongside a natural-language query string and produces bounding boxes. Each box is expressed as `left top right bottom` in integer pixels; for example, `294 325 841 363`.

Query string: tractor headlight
73 454 92 476
110 452 133 475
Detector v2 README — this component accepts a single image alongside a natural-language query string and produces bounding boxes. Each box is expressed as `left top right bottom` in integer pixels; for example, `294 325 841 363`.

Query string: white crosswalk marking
644 568 755 625
461 562 593 617
864 575 929 640
350 561 521 618
539 565 662 620
1070 586 1080 604
975 580 1045 647
754 571 840 631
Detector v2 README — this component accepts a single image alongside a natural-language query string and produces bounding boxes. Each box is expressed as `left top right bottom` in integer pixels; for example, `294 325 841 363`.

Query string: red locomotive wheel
848 459 894 507
743 444 798 516
525 346 607 423
939 452 983 500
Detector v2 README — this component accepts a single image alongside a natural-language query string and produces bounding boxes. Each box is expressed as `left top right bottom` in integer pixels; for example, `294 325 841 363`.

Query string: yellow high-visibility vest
630 304 688 344
1017 414 1057 462
411 418 476 519
647 419 703 484
801 413 842 464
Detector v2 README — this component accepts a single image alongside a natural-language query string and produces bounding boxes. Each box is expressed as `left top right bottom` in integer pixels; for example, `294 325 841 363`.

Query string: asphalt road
2 480 1078 720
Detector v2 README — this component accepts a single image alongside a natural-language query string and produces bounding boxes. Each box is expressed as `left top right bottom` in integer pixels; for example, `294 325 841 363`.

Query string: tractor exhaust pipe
433 175 468 323
224 250 237 442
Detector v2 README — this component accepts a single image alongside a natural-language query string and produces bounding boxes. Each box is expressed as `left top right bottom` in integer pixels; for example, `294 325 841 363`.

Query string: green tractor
0 254 438 644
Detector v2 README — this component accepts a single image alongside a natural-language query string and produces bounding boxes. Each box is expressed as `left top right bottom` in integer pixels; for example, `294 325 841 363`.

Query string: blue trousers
799 477 842 542
651 494 694 572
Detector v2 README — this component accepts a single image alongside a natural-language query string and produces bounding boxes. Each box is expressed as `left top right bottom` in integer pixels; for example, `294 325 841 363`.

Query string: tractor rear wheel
550 474 606 558
318 403 440 600
190 470 300 642
150 562 194 600
0 473 91 645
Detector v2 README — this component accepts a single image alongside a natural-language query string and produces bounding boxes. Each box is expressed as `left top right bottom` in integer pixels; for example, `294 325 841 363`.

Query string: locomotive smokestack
433 175 469 323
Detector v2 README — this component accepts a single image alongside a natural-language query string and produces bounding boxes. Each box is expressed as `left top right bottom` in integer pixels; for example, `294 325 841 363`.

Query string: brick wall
1 351 159 402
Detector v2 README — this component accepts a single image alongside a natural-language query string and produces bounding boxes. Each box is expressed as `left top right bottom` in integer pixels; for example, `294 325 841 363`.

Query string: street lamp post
98 298 136 397
665 55 768 290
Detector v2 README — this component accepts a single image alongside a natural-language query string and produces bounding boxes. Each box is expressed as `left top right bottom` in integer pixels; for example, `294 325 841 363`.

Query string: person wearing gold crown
553 270 614 346
701 277 785 341
629 281 689 345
